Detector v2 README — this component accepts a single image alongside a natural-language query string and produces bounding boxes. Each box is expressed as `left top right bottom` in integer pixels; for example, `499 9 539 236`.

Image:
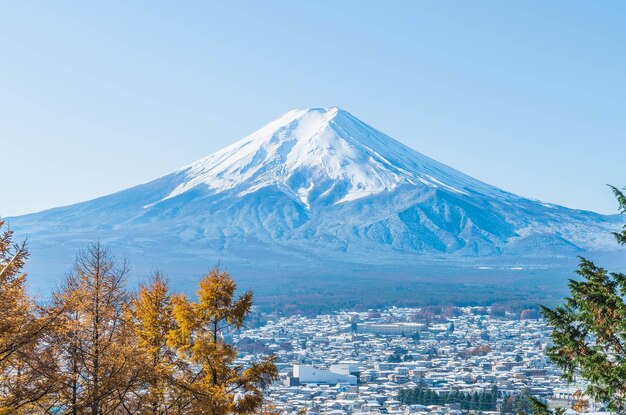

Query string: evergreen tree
416 389 422 403
387 352 402 363
528 398 566 415
167 267 278 415
447 391 458 406
490 385 499 410
478 391 486 410
470 392 479 410
425 390 434 405
400 385 499 410
541 186 626 413
500 395 513 415
512 389 533 414
398 389 406 402
462 393 471 410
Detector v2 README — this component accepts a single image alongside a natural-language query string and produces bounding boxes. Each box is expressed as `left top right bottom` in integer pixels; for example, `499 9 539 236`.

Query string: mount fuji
8 107 623 305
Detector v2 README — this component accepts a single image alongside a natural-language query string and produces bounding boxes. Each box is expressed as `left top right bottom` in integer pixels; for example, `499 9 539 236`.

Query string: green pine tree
540 186 626 413
470 392 479 410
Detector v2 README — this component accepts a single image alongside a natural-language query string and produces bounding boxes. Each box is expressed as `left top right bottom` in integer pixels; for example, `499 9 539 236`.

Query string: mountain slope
8 107 622 294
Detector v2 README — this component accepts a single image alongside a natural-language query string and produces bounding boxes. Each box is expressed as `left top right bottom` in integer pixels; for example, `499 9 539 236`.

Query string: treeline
409 305 542 324
499 389 537 415
399 384 500 411
256 276 564 316
0 220 278 415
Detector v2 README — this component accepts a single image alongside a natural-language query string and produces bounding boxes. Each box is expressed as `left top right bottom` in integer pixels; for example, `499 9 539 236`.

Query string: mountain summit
161 107 507 209
9 107 622 293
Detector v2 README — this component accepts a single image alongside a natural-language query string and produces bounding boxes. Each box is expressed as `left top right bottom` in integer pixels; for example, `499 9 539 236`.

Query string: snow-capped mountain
8 107 622 293
159 107 509 208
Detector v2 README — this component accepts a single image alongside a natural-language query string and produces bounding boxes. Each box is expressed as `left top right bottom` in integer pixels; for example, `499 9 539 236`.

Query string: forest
0 219 278 415
398 384 500 411
399 384 540 415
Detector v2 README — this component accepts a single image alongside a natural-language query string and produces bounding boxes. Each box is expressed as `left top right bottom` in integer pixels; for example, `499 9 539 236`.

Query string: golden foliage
0 220 59 414
49 243 143 415
130 272 180 414
0 224 278 415
167 268 278 415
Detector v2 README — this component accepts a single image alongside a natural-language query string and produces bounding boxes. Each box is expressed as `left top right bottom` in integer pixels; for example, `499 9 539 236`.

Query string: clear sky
1 1 625 216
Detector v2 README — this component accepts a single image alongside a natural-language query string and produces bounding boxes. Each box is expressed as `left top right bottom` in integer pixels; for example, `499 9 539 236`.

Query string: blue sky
1 1 625 216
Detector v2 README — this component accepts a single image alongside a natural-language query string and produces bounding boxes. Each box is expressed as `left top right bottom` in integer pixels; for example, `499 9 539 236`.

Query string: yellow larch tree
130 272 180 415
0 219 59 414
167 267 278 415
51 242 142 415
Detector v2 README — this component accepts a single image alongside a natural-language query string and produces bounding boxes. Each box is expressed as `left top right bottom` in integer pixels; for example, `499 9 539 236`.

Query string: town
233 307 595 415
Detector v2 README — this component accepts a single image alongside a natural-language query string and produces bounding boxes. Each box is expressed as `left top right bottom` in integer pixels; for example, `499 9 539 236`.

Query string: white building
357 323 424 336
294 365 358 386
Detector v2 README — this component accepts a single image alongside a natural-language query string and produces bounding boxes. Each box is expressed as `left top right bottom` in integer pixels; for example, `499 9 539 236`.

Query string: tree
500 395 513 414
51 243 141 415
511 389 533 414
528 398 566 415
387 353 402 363
520 309 540 320
0 228 280 414
490 304 506 317
490 385 499 410
0 220 59 414
470 392 479 409
167 267 278 415
130 272 179 415
541 186 626 413
400 384 498 410
0 220 30 363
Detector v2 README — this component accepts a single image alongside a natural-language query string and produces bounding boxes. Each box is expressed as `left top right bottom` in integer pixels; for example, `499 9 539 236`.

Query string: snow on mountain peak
160 107 509 208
